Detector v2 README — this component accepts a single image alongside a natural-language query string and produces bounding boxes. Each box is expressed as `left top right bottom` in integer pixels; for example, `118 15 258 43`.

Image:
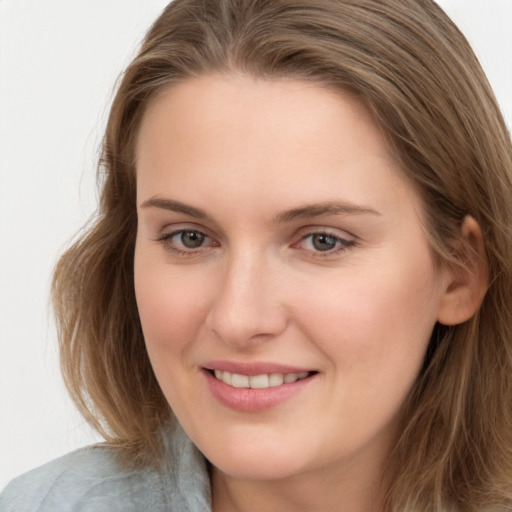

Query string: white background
0 0 511 491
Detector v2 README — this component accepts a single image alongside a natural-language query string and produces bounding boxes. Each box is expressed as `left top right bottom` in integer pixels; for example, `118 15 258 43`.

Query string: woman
2 0 511 510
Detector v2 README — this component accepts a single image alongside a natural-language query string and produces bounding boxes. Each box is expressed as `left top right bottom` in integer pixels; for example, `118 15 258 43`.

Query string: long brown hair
52 1 512 509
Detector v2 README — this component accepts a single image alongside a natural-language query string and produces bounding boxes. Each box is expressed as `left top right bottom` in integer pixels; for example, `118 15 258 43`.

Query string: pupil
181 231 204 248
312 234 336 251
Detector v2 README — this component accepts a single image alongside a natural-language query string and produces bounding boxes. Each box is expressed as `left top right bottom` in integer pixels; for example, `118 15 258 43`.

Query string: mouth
202 364 318 412
209 369 313 389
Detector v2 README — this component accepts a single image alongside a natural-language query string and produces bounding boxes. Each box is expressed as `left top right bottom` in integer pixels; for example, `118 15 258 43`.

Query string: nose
205 251 288 348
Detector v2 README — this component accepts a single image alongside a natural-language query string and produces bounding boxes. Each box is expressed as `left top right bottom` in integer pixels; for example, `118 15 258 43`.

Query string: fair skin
134 73 484 512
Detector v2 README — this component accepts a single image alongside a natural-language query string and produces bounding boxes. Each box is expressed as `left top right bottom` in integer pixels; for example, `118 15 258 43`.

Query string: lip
203 360 313 376
201 362 317 413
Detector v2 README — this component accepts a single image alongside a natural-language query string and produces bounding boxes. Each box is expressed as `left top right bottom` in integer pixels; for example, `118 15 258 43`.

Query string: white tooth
249 374 270 389
298 371 309 379
269 373 284 387
222 371 233 385
231 373 250 388
284 373 299 384
214 370 223 380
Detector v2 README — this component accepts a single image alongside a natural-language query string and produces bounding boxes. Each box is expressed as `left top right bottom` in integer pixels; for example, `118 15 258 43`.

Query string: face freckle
133 73 449 487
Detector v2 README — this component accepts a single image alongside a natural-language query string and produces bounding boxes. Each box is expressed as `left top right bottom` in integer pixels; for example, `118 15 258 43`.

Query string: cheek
292 255 441 382
134 252 212 356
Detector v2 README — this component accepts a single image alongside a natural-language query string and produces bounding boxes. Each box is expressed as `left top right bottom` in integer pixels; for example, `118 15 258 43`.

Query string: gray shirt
0 423 212 511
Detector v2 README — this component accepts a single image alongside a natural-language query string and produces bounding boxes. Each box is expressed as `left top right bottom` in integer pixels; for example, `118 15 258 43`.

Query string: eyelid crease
296 224 357 242
301 232 354 244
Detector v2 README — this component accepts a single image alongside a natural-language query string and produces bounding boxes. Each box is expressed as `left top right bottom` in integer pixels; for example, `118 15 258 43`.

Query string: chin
202 438 311 482
212 456 306 482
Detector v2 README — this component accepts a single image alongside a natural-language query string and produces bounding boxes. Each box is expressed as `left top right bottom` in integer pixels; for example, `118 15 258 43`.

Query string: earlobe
437 216 489 326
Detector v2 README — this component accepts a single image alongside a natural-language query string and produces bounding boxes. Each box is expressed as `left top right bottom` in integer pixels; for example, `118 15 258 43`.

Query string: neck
210 455 388 512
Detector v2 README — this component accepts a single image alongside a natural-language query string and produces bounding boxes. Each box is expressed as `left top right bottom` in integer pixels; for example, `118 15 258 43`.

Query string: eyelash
157 229 216 257
296 231 355 257
157 228 355 258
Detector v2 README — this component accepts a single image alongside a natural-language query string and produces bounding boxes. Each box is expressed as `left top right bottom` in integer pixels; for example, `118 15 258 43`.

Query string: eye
174 230 207 249
158 228 218 254
297 231 354 254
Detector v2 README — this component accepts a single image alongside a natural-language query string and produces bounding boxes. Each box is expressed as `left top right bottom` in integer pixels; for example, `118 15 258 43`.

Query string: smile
203 365 317 412
213 370 311 389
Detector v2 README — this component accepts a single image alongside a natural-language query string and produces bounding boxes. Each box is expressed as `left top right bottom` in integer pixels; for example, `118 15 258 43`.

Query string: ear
437 216 489 326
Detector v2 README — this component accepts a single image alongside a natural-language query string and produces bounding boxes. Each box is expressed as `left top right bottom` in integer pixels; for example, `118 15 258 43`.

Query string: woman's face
134 74 450 482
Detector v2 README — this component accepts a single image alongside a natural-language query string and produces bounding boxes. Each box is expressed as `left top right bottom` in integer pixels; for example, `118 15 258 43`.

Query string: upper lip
203 360 314 376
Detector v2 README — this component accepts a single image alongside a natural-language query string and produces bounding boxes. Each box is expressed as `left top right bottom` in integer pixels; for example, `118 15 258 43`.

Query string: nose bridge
205 244 287 346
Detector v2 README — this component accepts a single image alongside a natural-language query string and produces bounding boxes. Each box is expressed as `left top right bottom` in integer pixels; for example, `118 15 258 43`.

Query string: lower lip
203 370 315 412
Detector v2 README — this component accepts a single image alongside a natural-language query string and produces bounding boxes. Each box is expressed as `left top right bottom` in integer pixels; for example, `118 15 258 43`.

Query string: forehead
137 73 393 160
135 73 420 219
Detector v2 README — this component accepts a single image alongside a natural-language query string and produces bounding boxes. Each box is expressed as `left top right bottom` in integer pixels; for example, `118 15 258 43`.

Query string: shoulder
0 445 168 512
0 424 211 512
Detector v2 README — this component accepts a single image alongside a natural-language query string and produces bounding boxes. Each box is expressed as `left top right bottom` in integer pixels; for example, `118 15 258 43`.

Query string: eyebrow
140 197 208 218
272 202 381 223
140 197 380 222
